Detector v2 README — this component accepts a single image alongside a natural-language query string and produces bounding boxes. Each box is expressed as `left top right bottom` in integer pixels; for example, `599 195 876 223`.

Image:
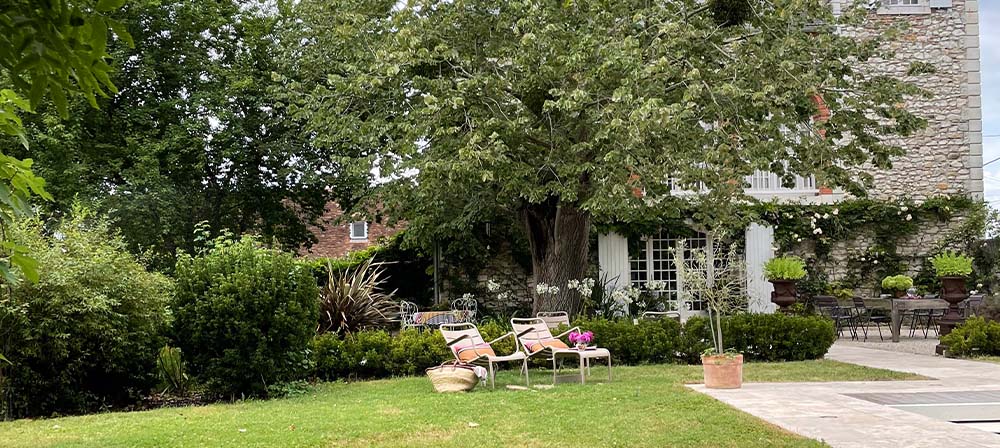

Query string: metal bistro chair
814 295 856 340
852 297 889 342
908 294 944 339
450 297 478 323
964 294 985 318
399 300 420 329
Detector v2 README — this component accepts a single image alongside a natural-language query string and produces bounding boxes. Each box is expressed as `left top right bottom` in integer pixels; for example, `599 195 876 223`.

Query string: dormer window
877 0 931 15
349 221 368 241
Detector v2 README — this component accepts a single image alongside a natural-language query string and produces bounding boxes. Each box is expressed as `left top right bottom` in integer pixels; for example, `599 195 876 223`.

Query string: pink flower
569 330 593 345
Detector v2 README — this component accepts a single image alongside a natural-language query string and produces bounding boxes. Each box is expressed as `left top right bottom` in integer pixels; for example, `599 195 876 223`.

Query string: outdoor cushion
526 338 569 353
454 343 496 362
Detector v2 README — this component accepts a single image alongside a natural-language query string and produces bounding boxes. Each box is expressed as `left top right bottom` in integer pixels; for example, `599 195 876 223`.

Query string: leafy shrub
881 275 913 292
1 208 172 418
318 258 398 335
940 317 1000 357
173 237 319 398
573 317 683 365
764 256 807 281
931 250 973 277
719 313 836 362
311 329 450 380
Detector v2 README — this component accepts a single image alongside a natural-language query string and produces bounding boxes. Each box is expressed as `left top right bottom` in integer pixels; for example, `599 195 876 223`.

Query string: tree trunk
522 199 591 316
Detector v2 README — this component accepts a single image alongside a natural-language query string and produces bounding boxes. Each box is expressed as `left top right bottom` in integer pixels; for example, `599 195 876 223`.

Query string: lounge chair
439 323 529 388
510 317 611 384
536 311 570 330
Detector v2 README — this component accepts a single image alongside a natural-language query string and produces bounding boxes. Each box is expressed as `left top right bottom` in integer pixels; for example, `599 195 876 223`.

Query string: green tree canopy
289 0 927 313
4 0 360 267
0 0 129 281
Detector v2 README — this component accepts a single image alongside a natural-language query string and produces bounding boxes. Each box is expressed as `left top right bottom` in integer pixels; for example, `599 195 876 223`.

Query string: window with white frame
629 230 718 311
877 0 930 14
349 221 368 240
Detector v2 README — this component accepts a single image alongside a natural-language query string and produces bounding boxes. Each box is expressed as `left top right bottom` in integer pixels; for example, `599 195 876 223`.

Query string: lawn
0 360 920 448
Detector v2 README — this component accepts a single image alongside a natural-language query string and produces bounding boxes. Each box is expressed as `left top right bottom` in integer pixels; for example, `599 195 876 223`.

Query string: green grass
0 360 920 448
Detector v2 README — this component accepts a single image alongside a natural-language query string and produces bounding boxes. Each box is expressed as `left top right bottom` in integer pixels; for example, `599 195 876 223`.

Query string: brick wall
300 203 402 258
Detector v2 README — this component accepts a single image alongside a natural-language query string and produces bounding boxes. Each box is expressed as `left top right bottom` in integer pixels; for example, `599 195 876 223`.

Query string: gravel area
834 337 942 356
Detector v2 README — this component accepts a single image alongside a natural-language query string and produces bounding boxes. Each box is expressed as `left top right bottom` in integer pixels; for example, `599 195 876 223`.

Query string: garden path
690 344 1000 447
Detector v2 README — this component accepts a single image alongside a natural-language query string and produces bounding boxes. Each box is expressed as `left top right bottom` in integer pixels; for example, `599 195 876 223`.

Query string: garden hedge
310 314 837 381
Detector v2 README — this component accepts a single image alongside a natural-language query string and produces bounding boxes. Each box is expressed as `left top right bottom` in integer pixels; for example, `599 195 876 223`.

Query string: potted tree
931 250 973 338
881 275 914 298
764 256 807 312
675 239 747 389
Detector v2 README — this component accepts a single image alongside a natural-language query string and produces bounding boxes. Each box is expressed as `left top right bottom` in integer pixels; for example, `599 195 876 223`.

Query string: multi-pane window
877 0 930 14
349 221 368 240
628 230 715 310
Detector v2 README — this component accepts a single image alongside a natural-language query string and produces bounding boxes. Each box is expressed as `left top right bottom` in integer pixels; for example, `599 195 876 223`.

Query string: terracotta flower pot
770 280 797 311
893 290 906 299
702 354 744 389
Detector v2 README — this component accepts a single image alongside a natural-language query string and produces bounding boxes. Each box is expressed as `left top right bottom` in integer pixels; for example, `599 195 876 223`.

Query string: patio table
854 298 950 343
411 310 473 327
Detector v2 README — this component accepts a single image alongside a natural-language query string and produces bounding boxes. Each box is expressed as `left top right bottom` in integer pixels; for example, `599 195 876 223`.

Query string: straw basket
426 362 478 393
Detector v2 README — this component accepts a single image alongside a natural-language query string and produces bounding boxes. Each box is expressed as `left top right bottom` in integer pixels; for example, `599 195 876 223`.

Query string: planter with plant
881 275 914 298
764 256 806 311
931 250 974 341
675 239 747 389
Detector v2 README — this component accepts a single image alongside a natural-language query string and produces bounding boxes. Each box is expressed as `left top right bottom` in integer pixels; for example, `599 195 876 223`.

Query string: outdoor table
859 298 950 343
411 310 473 327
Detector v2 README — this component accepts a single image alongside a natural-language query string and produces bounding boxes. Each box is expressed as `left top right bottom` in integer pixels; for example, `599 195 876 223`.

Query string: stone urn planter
770 280 798 310
937 276 968 337
702 354 743 389
764 256 807 312
930 251 974 354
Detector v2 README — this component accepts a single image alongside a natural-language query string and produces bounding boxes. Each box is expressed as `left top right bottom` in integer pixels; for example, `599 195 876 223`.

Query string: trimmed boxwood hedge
310 313 837 381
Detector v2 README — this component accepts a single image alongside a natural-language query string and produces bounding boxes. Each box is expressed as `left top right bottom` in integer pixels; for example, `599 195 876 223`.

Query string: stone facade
850 0 983 200
795 1 985 294
300 204 400 258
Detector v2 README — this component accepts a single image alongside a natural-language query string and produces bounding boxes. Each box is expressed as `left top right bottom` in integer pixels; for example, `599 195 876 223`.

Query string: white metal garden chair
510 317 611 384
536 311 570 330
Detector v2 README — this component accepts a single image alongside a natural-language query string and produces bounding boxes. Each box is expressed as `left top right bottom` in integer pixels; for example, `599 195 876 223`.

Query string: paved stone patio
690 343 1000 447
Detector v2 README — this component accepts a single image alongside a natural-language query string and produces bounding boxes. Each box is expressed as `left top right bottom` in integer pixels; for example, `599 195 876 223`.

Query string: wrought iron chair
450 296 478 323
964 294 985 318
814 295 856 340
852 297 888 341
399 300 420 329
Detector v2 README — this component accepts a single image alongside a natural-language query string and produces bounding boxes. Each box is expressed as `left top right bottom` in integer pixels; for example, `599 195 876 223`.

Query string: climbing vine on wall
756 195 988 293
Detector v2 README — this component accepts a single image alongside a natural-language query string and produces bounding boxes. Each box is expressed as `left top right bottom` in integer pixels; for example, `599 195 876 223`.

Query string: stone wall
853 0 983 200
790 213 972 296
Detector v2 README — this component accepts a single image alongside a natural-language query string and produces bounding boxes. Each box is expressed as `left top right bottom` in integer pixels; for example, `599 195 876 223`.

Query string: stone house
597 0 983 314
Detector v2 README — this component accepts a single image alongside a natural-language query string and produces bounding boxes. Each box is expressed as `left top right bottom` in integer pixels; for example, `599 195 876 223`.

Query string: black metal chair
814 295 857 340
852 297 888 341
964 295 985 318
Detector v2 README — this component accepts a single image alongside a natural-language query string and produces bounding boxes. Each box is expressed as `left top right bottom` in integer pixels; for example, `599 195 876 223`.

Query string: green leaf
96 0 126 12
107 19 134 47
11 252 40 283
0 353 10 365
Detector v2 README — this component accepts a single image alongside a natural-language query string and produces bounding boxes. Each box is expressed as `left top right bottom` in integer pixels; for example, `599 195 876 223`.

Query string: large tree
5 0 357 267
287 0 926 314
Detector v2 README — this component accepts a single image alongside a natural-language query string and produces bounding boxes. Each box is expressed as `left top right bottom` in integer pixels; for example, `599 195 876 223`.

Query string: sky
981 2 1000 205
